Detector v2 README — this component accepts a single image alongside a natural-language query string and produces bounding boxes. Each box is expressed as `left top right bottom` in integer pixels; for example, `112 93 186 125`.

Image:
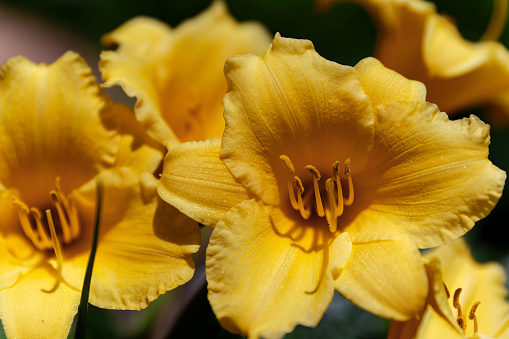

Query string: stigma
12 177 80 251
279 155 354 233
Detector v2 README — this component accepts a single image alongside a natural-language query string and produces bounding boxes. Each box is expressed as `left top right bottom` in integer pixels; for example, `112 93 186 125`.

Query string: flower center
11 177 80 251
279 154 354 233
446 286 481 335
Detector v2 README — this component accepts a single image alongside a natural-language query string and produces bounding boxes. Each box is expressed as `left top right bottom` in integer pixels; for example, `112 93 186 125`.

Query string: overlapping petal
59 168 200 310
158 138 251 227
0 50 200 338
354 57 426 108
0 264 80 339
335 239 427 320
346 101 505 248
389 239 509 338
207 199 351 339
428 240 509 337
100 1 272 145
319 0 509 117
222 33 374 205
0 52 119 202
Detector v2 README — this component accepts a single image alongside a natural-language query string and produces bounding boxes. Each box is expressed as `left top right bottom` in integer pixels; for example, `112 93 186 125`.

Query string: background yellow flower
0 52 200 338
100 1 272 147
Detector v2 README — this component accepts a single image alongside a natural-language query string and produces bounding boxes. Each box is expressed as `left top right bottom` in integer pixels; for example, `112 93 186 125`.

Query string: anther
280 156 299 210
306 165 324 217
453 288 467 333
332 161 340 181
325 178 338 232
343 158 354 206
469 301 480 334
12 177 81 251
280 155 295 174
280 155 355 232
30 208 52 248
294 176 311 219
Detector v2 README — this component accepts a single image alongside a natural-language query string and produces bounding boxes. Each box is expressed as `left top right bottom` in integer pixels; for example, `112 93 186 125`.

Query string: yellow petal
100 1 271 145
354 57 426 108
421 14 509 114
207 199 350 339
61 168 200 310
0 52 120 204
426 239 509 337
414 305 465 339
348 101 505 248
158 138 251 227
222 33 374 205
113 102 165 174
335 240 428 320
323 0 509 116
0 189 46 289
0 264 80 339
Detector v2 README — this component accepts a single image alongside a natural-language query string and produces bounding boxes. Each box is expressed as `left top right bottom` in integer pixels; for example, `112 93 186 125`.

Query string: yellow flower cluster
1 1 509 338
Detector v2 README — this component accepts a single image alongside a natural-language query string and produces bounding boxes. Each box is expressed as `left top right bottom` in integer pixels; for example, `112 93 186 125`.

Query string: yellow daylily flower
0 52 201 338
318 0 509 118
388 238 509 339
158 34 506 338
100 1 272 147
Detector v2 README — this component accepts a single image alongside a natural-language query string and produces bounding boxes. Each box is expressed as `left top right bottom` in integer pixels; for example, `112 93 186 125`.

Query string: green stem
74 180 103 339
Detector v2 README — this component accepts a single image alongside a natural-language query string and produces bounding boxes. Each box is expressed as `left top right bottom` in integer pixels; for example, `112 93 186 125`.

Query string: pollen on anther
279 155 295 174
344 158 351 177
332 161 340 180
294 176 305 194
305 165 321 180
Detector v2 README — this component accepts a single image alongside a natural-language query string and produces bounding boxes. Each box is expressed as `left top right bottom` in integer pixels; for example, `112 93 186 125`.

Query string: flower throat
12 177 80 251
280 155 354 233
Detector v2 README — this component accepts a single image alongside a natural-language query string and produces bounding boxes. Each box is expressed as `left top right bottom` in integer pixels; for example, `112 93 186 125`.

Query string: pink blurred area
0 5 98 68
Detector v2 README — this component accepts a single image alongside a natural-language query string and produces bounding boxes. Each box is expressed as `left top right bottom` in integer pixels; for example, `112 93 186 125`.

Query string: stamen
343 159 354 206
444 282 450 299
46 210 63 273
294 176 311 219
469 301 480 334
280 156 299 210
326 179 338 233
12 177 81 250
280 155 355 232
453 288 467 333
14 201 48 250
332 161 340 181
30 208 52 248
306 165 324 217
280 155 295 174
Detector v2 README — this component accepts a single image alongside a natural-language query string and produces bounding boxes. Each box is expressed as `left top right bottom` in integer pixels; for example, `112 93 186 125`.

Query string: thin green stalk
74 180 103 339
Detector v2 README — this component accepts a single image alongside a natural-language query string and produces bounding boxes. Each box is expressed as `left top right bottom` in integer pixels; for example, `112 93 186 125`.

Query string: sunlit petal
207 199 350 339
222 33 374 205
348 101 505 247
335 239 427 320
60 168 200 310
0 264 80 339
158 138 251 227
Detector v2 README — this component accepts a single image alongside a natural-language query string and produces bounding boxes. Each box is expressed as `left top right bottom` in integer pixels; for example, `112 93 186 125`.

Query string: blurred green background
1 0 508 338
